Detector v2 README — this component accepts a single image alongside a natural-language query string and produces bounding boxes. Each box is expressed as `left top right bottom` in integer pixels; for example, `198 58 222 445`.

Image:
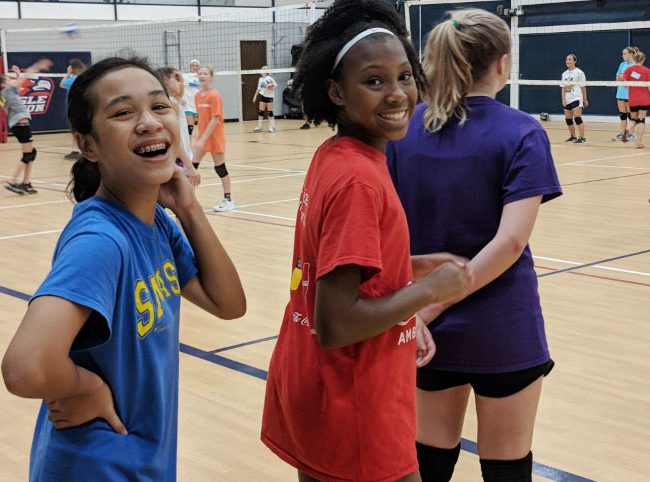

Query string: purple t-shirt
387 97 562 373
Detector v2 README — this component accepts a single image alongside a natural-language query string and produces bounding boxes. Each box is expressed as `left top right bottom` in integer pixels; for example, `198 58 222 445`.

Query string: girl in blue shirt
2 57 246 481
613 46 638 141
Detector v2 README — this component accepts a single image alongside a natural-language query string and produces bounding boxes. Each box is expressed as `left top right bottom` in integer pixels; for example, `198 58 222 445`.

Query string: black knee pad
416 442 460 482
258 110 265 117
21 148 37 164
636 117 646 124
187 124 194 136
565 118 574 126
627 112 632 120
620 112 629 120
574 117 583 125
214 164 229 178
268 112 274 118
480 452 532 482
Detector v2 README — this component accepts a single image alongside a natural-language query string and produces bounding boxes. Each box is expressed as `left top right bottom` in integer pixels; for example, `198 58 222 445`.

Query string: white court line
557 152 650 166
0 200 69 210
229 164 307 173
227 209 295 221
568 164 649 170
534 255 650 277
201 172 305 188
0 174 67 188
0 229 62 241
235 198 298 209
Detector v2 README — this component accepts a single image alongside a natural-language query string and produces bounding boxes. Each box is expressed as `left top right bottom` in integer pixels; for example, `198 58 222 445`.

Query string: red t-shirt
261 137 418 482
622 64 650 107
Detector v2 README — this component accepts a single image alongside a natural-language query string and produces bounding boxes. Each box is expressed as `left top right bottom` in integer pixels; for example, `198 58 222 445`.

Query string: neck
336 124 386 154
96 182 158 225
467 78 502 99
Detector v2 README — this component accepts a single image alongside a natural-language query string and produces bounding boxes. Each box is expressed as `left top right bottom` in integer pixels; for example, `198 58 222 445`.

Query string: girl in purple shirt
387 9 562 482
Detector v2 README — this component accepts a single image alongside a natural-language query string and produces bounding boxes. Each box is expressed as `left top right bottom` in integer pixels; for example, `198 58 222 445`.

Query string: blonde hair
422 9 511 132
634 51 646 64
199 65 214 77
624 46 638 56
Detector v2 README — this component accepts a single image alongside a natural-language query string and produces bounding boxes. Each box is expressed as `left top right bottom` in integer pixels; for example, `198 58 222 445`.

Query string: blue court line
1 285 594 482
211 335 278 353
0 285 31 301
538 249 650 277
180 343 267 380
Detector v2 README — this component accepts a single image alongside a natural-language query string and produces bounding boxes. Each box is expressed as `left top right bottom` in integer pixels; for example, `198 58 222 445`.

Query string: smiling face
189 61 201 73
77 67 178 194
197 67 213 89
565 55 577 69
328 35 417 152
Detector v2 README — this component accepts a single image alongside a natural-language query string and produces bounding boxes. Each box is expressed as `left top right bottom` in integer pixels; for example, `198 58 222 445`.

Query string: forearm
175 201 245 319
465 233 526 296
316 281 436 349
4 355 103 400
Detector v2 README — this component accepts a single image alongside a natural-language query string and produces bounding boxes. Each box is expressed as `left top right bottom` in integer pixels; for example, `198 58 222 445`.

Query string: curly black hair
294 0 424 128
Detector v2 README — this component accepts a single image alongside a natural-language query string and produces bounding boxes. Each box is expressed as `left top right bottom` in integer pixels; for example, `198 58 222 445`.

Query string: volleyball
62 22 80 40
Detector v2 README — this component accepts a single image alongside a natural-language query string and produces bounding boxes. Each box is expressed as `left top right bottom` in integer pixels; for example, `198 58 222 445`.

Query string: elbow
220 301 247 320
2 354 46 398
506 235 528 258
314 318 346 350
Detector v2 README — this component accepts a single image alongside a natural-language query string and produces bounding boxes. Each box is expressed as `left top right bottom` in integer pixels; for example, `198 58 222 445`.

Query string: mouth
133 141 171 159
379 110 408 121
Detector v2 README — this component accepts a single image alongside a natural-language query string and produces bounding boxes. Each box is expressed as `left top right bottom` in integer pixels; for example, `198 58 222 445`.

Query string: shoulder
65 198 131 248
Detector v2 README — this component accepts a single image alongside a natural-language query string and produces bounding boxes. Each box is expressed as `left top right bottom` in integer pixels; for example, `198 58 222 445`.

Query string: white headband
331 27 396 74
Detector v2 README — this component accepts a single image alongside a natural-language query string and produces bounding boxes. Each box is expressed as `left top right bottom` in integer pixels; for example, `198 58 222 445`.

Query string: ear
495 53 510 76
74 132 99 163
327 79 345 107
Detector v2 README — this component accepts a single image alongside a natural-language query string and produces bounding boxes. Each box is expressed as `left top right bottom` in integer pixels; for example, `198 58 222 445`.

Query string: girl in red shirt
622 50 650 148
261 1 471 481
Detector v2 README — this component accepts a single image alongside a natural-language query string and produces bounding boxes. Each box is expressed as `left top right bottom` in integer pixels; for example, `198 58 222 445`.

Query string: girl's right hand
422 261 472 306
46 375 127 434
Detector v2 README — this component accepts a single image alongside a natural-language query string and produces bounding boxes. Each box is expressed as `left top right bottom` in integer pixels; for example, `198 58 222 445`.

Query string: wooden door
240 40 267 121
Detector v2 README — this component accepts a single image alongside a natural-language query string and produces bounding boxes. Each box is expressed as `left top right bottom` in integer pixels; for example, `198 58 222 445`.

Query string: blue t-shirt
616 61 634 100
61 74 77 91
29 196 197 481
387 98 562 373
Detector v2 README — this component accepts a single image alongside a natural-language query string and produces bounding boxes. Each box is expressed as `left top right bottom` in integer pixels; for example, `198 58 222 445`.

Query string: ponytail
67 157 101 202
422 9 510 132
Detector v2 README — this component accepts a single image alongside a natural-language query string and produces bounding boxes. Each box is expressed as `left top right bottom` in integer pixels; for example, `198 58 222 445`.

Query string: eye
366 78 382 86
153 103 171 111
112 109 131 118
400 72 413 82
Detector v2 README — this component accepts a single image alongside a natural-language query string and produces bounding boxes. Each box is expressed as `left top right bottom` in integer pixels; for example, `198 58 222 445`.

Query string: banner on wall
7 51 92 133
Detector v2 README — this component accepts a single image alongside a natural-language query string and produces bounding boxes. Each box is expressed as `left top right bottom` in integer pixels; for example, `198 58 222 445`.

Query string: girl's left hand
158 165 196 212
584 100 589 108
415 314 436 367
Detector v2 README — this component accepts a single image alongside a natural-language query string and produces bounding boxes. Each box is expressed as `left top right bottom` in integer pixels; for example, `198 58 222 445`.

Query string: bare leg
475 377 543 461
416 385 471 448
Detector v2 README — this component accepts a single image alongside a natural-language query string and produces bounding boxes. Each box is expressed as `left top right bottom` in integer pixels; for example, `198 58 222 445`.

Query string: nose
386 79 407 104
136 109 163 134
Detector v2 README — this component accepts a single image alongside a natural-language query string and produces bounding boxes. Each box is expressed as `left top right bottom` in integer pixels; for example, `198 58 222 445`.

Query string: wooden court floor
0 119 648 481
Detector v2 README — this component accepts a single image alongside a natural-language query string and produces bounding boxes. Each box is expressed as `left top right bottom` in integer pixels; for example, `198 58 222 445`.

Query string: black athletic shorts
630 105 650 112
417 359 555 398
11 123 33 144
259 94 274 104
563 100 581 111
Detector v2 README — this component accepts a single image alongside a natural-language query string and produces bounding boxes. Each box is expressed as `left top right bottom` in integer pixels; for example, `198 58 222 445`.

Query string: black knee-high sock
416 441 461 482
480 451 533 482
